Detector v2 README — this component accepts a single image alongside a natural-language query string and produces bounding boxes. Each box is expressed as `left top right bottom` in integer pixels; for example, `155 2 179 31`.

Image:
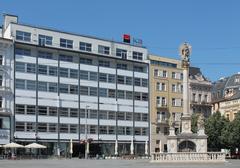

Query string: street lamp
85 105 89 159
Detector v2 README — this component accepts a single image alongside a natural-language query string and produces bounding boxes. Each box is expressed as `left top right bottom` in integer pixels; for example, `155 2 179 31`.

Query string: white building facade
1 14 150 157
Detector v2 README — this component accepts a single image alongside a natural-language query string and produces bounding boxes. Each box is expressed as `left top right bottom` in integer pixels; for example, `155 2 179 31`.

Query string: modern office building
149 55 183 153
0 14 150 157
212 73 240 121
189 67 212 117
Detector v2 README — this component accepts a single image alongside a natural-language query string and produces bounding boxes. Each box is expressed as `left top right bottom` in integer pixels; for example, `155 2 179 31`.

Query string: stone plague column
180 43 192 134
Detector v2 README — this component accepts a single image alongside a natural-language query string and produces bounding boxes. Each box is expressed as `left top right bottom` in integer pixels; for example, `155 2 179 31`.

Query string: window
60 38 73 48
38 65 47 75
99 88 107 97
134 92 141 100
99 125 108 134
49 123 57 132
116 48 127 58
172 84 176 92
132 51 143 60
16 122 25 131
90 72 97 81
134 113 141 121
16 30 31 41
117 75 125 84
117 63 127 70
142 79 148 87
99 111 108 119
117 112 125 120
126 77 132 85
49 66 58 76
172 98 182 107
90 125 97 134
80 86 88 95
26 80 36 90
192 93 196 102
70 85 78 94
16 79 25 89
38 106 47 115
60 124 68 133
126 127 132 135
16 104 25 114
15 48 31 56
99 73 107 82
157 82 166 91
80 70 89 80
38 34 52 45
154 69 158 77
59 84 68 93
99 60 110 67
70 125 77 133
134 78 141 86
118 127 125 135
108 126 115 134
80 58 92 65
142 93 148 101
142 128 147 135
89 87 97 96
59 54 73 62
134 66 144 73
90 110 97 119
49 107 57 116
126 113 133 121
108 89 116 98
117 90 125 99
26 123 35 132
16 62 25 72
70 108 78 118
60 67 69 78
79 42 92 52
60 108 69 117
172 72 176 79
38 51 53 59
26 105 35 115
126 91 133 99
163 70 167 78
38 123 47 132
38 81 47 92
134 127 141 135
108 111 115 120
48 82 58 92
98 45 110 55
142 113 148 121
70 69 78 79
108 74 115 83
26 63 36 73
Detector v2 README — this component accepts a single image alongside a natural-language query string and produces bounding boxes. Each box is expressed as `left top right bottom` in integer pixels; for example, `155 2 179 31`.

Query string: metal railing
151 152 226 162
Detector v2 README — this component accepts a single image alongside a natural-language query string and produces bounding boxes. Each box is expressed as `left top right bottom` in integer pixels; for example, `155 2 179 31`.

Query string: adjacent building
149 55 183 153
189 67 212 117
212 73 240 121
0 14 150 156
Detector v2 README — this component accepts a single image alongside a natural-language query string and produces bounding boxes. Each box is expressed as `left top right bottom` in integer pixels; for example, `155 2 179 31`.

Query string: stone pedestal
167 127 177 153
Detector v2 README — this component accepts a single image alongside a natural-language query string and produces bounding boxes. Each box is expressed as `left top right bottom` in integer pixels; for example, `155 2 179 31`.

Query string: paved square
0 159 239 168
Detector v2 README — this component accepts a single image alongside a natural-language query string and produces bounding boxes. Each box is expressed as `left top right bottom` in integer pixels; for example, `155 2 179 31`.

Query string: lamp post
85 105 89 159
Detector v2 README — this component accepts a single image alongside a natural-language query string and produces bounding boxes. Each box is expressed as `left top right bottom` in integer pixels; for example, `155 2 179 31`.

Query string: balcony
0 108 11 116
191 100 211 106
0 86 11 93
156 104 168 110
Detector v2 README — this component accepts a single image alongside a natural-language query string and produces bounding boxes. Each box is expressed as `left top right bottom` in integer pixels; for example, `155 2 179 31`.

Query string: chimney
3 13 18 32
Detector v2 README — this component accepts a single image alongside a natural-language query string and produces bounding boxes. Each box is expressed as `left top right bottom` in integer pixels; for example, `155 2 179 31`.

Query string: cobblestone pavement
0 159 239 168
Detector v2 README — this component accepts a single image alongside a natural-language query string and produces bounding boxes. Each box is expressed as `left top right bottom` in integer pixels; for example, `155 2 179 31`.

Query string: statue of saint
179 42 191 63
197 113 205 130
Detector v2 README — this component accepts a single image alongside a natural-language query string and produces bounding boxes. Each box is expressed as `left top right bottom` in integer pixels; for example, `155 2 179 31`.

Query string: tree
204 111 228 151
230 112 240 151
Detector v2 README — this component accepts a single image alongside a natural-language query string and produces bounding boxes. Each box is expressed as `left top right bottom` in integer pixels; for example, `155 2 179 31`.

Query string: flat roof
11 22 147 49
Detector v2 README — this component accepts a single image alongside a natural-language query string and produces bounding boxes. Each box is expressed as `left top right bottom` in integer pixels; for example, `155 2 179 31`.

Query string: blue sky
1 0 240 81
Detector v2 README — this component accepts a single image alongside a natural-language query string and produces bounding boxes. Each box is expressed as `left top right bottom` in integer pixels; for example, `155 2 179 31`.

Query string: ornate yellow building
149 55 183 153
